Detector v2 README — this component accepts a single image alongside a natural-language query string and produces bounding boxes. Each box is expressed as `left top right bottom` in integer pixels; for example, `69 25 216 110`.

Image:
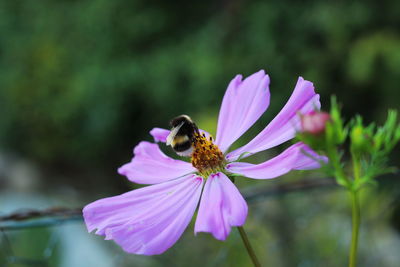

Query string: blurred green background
0 0 399 266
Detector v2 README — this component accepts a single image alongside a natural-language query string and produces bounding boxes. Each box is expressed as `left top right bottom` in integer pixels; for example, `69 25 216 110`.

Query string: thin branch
0 207 82 221
0 208 82 231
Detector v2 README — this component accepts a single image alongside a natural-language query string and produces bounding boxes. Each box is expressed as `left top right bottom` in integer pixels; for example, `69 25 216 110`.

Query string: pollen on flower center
191 133 225 177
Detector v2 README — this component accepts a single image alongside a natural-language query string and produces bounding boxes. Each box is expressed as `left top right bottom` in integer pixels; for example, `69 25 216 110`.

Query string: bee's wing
166 121 185 146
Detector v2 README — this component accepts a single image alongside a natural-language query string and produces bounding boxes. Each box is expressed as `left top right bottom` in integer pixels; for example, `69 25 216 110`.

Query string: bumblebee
166 115 199 156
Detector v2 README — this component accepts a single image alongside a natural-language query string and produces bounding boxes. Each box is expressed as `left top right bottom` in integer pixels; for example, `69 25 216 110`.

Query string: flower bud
300 111 331 135
350 124 372 154
350 125 365 148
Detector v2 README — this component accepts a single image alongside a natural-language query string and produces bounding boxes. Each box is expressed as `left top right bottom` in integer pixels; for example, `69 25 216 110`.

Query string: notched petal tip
296 144 329 170
227 76 322 160
150 128 170 143
227 142 326 179
117 165 127 176
232 74 243 84
82 206 96 233
215 70 271 153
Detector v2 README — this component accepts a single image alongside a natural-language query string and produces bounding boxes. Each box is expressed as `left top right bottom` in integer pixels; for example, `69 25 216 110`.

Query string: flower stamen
191 133 225 177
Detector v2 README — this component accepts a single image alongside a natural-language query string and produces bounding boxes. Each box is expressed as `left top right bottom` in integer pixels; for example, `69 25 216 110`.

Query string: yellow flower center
191 133 226 177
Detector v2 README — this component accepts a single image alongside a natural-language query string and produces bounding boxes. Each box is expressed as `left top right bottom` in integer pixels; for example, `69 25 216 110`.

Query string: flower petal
227 77 320 161
215 70 270 153
118 141 195 184
150 128 170 142
83 175 204 255
195 172 248 240
226 142 327 179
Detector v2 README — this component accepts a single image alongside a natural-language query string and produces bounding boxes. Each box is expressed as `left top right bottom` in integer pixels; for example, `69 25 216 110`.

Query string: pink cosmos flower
83 70 326 255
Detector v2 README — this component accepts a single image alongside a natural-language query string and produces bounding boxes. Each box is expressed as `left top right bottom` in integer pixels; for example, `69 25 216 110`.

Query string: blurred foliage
0 228 59 266
1 0 400 190
1 1 400 266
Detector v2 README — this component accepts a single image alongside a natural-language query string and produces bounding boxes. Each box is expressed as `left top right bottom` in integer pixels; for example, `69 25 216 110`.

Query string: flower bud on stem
296 96 400 267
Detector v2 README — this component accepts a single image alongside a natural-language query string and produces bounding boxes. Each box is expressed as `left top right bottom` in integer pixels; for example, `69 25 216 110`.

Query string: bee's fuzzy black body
168 115 199 154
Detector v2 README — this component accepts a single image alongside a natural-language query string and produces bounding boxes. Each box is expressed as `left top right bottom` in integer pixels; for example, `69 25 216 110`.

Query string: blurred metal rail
0 208 83 231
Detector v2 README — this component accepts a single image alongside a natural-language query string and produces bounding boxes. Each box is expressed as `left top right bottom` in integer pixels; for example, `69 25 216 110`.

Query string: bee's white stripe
166 121 184 146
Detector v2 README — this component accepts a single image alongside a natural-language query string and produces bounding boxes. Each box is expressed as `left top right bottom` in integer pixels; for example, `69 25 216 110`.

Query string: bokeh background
1 0 399 266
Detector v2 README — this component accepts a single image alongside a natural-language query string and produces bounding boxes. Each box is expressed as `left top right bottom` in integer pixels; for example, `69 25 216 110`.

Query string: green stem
351 149 361 182
348 190 360 267
238 226 261 267
326 144 351 188
327 144 361 267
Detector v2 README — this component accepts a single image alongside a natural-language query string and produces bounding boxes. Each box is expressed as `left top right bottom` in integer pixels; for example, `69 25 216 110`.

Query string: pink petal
226 142 327 179
195 172 248 240
227 77 320 161
83 175 204 255
150 128 170 142
118 141 195 184
215 70 271 153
